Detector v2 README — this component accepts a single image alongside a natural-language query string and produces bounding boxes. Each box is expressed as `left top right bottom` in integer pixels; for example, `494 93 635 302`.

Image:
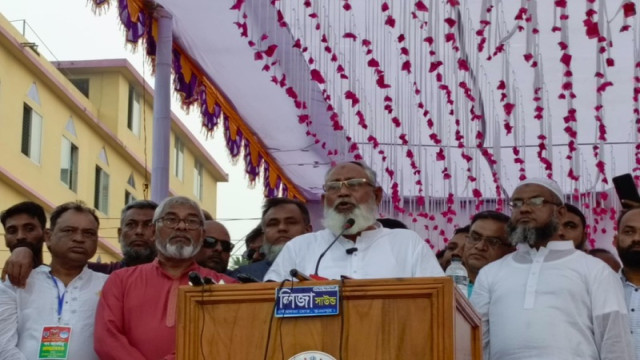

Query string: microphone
289 268 312 281
203 276 215 285
313 218 355 277
188 271 204 286
346 247 358 255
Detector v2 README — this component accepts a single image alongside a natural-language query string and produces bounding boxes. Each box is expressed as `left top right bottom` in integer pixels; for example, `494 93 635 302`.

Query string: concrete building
0 13 227 268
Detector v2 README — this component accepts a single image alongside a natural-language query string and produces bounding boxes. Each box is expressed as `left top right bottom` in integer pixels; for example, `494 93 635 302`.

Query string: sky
0 0 265 255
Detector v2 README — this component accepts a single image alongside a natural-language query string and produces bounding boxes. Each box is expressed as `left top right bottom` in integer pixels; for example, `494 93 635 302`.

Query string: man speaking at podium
265 161 443 281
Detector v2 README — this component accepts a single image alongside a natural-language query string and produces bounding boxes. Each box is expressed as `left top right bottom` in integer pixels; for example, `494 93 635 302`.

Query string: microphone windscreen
188 271 204 286
344 218 356 229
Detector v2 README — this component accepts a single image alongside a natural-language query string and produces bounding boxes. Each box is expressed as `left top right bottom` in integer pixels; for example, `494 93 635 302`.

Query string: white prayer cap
515 177 564 204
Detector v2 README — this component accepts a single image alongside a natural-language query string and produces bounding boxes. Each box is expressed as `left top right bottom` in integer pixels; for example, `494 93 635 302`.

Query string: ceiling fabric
93 0 640 248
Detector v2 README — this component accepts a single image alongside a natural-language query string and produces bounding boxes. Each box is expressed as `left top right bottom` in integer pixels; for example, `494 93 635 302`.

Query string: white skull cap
516 177 564 204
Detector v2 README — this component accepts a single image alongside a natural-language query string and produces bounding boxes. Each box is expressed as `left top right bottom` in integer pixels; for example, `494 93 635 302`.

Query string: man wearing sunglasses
195 220 234 275
265 161 443 281
471 178 633 360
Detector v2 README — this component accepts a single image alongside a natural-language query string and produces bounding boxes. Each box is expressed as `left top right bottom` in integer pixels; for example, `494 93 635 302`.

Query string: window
194 161 203 200
60 137 78 192
124 190 136 205
127 85 141 137
173 136 184 180
94 166 110 214
70 78 90 97
21 103 43 164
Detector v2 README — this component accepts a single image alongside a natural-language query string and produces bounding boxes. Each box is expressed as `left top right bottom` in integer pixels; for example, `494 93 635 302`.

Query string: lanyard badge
39 326 72 359
39 275 72 359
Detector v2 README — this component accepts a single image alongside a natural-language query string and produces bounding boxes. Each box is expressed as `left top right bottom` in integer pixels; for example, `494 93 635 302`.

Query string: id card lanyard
49 275 66 324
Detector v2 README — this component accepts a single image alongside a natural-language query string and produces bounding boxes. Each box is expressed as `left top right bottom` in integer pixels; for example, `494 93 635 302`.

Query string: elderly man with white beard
264 161 443 281
470 178 634 360
94 196 237 360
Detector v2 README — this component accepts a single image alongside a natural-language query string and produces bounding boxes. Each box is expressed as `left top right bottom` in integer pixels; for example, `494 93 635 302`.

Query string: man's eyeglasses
156 216 202 230
122 220 154 231
203 236 234 252
508 196 560 210
323 178 373 193
466 233 509 248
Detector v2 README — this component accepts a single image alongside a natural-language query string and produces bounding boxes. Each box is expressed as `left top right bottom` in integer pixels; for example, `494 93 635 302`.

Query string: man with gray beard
94 196 236 360
265 161 443 281
232 197 312 281
470 178 633 360
89 200 158 274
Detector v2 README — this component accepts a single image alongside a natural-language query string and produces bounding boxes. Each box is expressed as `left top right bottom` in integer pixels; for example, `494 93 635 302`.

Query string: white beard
322 197 378 236
156 239 201 259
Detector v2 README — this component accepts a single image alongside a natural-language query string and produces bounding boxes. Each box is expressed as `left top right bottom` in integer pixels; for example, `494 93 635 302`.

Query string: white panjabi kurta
264 224 444 281
0 265 107 360
471 241 634 360
620 272 640 359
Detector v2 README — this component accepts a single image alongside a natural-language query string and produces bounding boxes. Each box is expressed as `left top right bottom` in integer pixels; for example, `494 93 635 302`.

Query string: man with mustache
94 196 236 360
471 178 633 360
242 224 265 263
265 161 443 281
440 225 470 270
2 200 158 286
1 201 46 286
462 211 513 297
233 197 312 281
90 200 158 273
556 203 588 250
0 202 107 359
195 219 235 275
615 206 640 359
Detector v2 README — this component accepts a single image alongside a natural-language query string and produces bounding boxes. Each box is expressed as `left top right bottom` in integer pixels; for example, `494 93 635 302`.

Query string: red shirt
94 258 237 360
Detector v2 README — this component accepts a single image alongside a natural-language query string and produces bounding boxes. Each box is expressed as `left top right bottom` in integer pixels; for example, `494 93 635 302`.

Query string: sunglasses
203 237 234 252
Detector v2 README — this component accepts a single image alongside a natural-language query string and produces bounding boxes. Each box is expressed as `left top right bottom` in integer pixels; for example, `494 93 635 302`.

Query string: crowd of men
0 160 639 359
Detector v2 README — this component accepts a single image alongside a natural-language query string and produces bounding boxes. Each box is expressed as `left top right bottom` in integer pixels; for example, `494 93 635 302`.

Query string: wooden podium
176 277 481 359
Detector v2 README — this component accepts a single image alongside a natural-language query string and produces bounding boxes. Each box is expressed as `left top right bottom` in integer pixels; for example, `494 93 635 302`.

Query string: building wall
0 14 227 271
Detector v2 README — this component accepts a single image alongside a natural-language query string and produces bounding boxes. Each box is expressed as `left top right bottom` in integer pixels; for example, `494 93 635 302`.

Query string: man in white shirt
615 206 640 359
0 202 107 360
265 161 443 281
462 210 514 297
471 178 634 360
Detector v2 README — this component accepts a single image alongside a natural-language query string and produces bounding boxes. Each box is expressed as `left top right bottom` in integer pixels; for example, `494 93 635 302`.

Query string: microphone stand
312 218 355 278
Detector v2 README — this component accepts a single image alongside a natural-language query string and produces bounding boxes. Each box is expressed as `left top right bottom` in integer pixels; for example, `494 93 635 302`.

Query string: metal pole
151 7 173 202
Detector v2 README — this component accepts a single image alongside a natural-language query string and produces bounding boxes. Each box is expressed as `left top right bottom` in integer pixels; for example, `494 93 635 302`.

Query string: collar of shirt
336 225 385 250
621 270 640 289
40 264 95 283
330 221 382 238
150 258 202 280
514 240 575 264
